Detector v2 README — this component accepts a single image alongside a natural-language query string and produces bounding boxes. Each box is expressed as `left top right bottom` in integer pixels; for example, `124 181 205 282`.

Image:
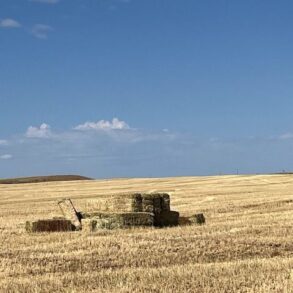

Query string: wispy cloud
3 119 293 178
0 140 8 146
30 0 60 4
25 123 52 138
0 19 54 40
74 118 130 131
279 133 293 140
31 24 53 39
0 154 13 160
0 18 21 28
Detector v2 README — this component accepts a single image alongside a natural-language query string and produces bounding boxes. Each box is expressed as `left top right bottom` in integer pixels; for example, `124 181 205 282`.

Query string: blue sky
1 0 293 178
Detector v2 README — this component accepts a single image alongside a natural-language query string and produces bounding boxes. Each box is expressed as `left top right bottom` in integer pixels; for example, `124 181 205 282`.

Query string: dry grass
0 174 292 292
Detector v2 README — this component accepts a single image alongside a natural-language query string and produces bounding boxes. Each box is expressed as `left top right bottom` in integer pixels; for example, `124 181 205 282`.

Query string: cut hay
154 211 179 227
189 213 206 225
58 198 82 230
25 219 74 233
89 212 154 230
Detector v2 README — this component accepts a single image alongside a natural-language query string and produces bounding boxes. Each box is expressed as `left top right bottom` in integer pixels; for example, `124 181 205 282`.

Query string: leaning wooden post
58 198 82 230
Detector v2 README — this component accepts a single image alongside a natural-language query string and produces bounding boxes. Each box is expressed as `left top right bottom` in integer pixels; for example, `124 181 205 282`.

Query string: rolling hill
0 175 92 184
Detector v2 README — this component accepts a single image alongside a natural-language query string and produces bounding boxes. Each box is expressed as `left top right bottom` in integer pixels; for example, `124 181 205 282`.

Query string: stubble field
0 174 292 292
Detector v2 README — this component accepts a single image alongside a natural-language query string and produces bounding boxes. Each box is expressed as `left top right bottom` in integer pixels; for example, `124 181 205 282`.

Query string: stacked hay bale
82 193 179 230
25 194 205 234
25 194 182 233
25 219 74 233
140 193 179 227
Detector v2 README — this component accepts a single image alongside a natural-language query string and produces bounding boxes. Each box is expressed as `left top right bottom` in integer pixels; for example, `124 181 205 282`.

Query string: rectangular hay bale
92 212 154 229
94 214 123 230
120 212 154 227
131 193 143 212
189 213 206 225
141 194 162 214
141 193 171 214
94 193 143 213
154 211 179 227
26 219 74 233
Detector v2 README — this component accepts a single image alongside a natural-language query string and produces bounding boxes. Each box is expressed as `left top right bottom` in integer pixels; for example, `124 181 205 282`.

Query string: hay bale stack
81 218 97 233
81 193 178 229
140 193 171 213
25 219 74 233
189 213 205 225
154 211 179 227
141 193 177 227
58 198 81 230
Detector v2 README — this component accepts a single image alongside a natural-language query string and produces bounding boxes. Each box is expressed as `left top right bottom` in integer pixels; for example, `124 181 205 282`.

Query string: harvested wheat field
0 174 292 292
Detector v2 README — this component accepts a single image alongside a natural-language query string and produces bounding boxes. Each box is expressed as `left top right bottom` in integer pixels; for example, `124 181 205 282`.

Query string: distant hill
0 175 92 184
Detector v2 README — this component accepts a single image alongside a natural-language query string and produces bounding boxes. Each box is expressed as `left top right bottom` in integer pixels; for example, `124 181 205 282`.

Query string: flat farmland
0 174 292 292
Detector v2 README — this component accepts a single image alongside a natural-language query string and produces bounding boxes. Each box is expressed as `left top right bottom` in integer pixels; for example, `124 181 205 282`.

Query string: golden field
0 174 292 292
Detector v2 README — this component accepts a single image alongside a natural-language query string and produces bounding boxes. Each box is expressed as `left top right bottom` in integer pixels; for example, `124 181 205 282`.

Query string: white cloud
0 19 21 28
0 140 8 146
25 123 52 138
30 0 59 3
74 118 130 131
7 121 293 177
0 154 12 160
31 24 53 39
279 133 293 140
